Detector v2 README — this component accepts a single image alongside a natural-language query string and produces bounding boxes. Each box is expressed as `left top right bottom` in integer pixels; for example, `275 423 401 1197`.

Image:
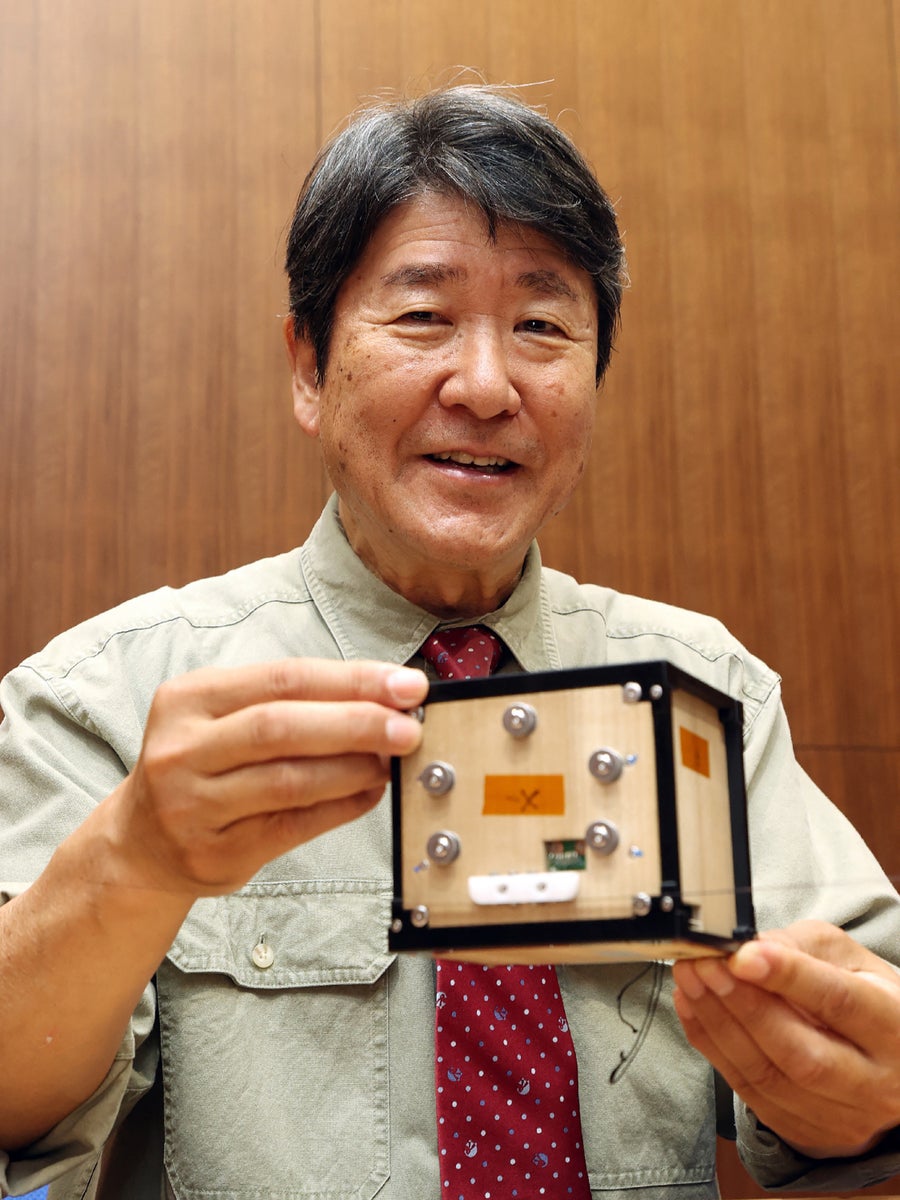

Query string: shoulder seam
28 594 316 684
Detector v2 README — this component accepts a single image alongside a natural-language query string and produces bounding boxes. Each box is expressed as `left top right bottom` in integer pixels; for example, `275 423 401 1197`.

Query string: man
1 85 898 1200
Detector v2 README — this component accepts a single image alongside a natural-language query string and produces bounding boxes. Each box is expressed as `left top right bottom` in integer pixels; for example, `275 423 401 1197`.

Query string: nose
438 327 522 418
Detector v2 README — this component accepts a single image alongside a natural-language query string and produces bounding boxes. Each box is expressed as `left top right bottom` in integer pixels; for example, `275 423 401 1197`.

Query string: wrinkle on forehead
380 262 579 301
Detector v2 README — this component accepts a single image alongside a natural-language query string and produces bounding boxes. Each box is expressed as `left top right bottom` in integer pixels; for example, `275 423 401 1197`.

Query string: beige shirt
2 496 898 1199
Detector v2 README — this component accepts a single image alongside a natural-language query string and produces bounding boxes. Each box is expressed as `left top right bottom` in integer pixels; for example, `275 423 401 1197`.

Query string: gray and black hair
285 85 626 383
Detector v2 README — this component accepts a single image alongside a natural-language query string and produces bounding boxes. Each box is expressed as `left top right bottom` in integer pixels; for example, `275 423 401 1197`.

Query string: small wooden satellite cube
390 660 755 963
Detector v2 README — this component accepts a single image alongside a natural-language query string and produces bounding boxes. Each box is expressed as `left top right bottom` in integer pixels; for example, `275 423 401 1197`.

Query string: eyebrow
515 269 579 301
380 264 466 287
380 263 580 302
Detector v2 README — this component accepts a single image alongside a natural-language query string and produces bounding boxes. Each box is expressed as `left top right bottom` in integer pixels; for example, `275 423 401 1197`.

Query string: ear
283 315 321 437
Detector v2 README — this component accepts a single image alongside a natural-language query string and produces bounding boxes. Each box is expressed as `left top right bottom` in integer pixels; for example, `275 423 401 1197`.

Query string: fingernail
385 712 423 751
677 966 707 1001
696 960 735 997
672 987 695 1021
386 667 427 705
732 942 771 982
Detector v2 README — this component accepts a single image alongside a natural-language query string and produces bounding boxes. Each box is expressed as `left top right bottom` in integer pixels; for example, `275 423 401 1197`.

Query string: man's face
287 191 599 616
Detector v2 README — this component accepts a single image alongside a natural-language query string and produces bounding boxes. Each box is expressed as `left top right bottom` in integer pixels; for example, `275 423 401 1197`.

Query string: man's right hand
0 658 427 1151
111 658 428 896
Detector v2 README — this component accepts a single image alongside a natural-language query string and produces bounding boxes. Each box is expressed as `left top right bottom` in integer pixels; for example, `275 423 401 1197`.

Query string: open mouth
428 451 515 475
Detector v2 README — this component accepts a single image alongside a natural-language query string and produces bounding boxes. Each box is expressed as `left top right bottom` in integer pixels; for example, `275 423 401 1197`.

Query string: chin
420 531 524 574
426 506 524 544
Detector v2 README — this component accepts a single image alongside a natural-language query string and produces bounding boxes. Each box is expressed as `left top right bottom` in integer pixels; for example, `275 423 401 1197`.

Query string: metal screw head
390 917 403 933
649 684 664 701
632 892 653 917
418 761 455 795
426 830 461 864
410 905 430 928
588 747 625 782
502 702 538 738
660 895 675 913
585 820 620 855
622 681 643 704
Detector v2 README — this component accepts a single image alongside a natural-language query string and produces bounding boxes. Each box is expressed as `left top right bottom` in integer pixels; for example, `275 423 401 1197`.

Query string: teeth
433 451 510 468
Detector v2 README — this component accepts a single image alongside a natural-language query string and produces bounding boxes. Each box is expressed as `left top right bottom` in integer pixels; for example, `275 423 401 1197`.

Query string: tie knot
421 626 503 681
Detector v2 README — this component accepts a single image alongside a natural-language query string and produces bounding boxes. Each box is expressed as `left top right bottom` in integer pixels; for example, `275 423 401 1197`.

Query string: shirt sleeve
735 1106 900 1192
0 662 158 1196
734 673 900 1188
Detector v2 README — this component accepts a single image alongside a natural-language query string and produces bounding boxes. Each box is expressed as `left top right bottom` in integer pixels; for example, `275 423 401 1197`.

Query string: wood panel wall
1 2 897 1195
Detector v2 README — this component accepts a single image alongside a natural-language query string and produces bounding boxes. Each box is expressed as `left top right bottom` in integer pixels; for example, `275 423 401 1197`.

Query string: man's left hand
672 919 900 1158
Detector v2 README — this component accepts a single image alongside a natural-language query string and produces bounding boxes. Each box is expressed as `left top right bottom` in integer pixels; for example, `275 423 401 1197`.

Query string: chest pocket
157 880 394 1200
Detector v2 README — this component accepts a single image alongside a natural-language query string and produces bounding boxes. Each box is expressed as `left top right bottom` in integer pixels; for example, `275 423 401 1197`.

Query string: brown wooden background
1 2 897 1194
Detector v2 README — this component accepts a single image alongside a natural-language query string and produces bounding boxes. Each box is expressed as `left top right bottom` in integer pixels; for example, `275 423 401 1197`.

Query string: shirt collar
299 495 560 673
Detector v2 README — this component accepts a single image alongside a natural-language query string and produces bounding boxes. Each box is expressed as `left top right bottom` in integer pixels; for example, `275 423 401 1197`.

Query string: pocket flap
165 879 395 988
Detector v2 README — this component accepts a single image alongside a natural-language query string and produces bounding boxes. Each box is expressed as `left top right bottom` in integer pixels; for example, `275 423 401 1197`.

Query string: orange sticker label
483 775 566 816
679 727 710 777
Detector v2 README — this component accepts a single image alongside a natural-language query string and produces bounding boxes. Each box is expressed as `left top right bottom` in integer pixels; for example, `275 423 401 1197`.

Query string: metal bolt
588 747 625 782
418 761 455 796
649 684 664 701
411 905 430 928
622 681 642 704
660 895 675 913
390 917 403 933
426 830 461 865
585 820 620 855
632 892 653 917
502 702 538 738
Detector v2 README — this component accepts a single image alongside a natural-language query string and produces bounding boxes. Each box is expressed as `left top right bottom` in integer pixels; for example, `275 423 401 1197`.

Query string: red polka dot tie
421 626 503 680
420 628 591 1199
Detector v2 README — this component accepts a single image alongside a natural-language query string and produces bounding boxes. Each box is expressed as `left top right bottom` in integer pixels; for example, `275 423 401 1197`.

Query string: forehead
346 191 595 302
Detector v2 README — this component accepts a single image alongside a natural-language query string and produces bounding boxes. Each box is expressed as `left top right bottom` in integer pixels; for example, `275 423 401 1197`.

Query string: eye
518 318 565 336
398 310 440 324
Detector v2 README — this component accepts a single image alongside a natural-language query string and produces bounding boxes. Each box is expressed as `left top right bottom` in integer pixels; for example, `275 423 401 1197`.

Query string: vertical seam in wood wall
889 0 900 126
313 0 323 149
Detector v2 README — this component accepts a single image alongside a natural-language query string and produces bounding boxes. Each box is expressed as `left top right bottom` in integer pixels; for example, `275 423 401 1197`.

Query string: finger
749 922 900 990
676 961 859 1091
673 977 889 1156
752 920 876 971
210 752 391 822
727 936 900 1053
168 786 389 894
672 977 866 1138
155 658 428 720
211 697 424 768
150 698 424 777
220 786 388 867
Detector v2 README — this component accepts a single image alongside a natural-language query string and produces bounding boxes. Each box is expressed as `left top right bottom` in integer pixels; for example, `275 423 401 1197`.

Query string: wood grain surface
0 3 896 1193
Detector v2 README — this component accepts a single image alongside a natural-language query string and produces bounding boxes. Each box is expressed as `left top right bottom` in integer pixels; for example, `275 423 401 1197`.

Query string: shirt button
251 937 275 969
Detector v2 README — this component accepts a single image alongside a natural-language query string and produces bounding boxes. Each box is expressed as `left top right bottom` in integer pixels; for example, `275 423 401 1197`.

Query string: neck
372 553 523 621
390 571 522 621
339 506 525 619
